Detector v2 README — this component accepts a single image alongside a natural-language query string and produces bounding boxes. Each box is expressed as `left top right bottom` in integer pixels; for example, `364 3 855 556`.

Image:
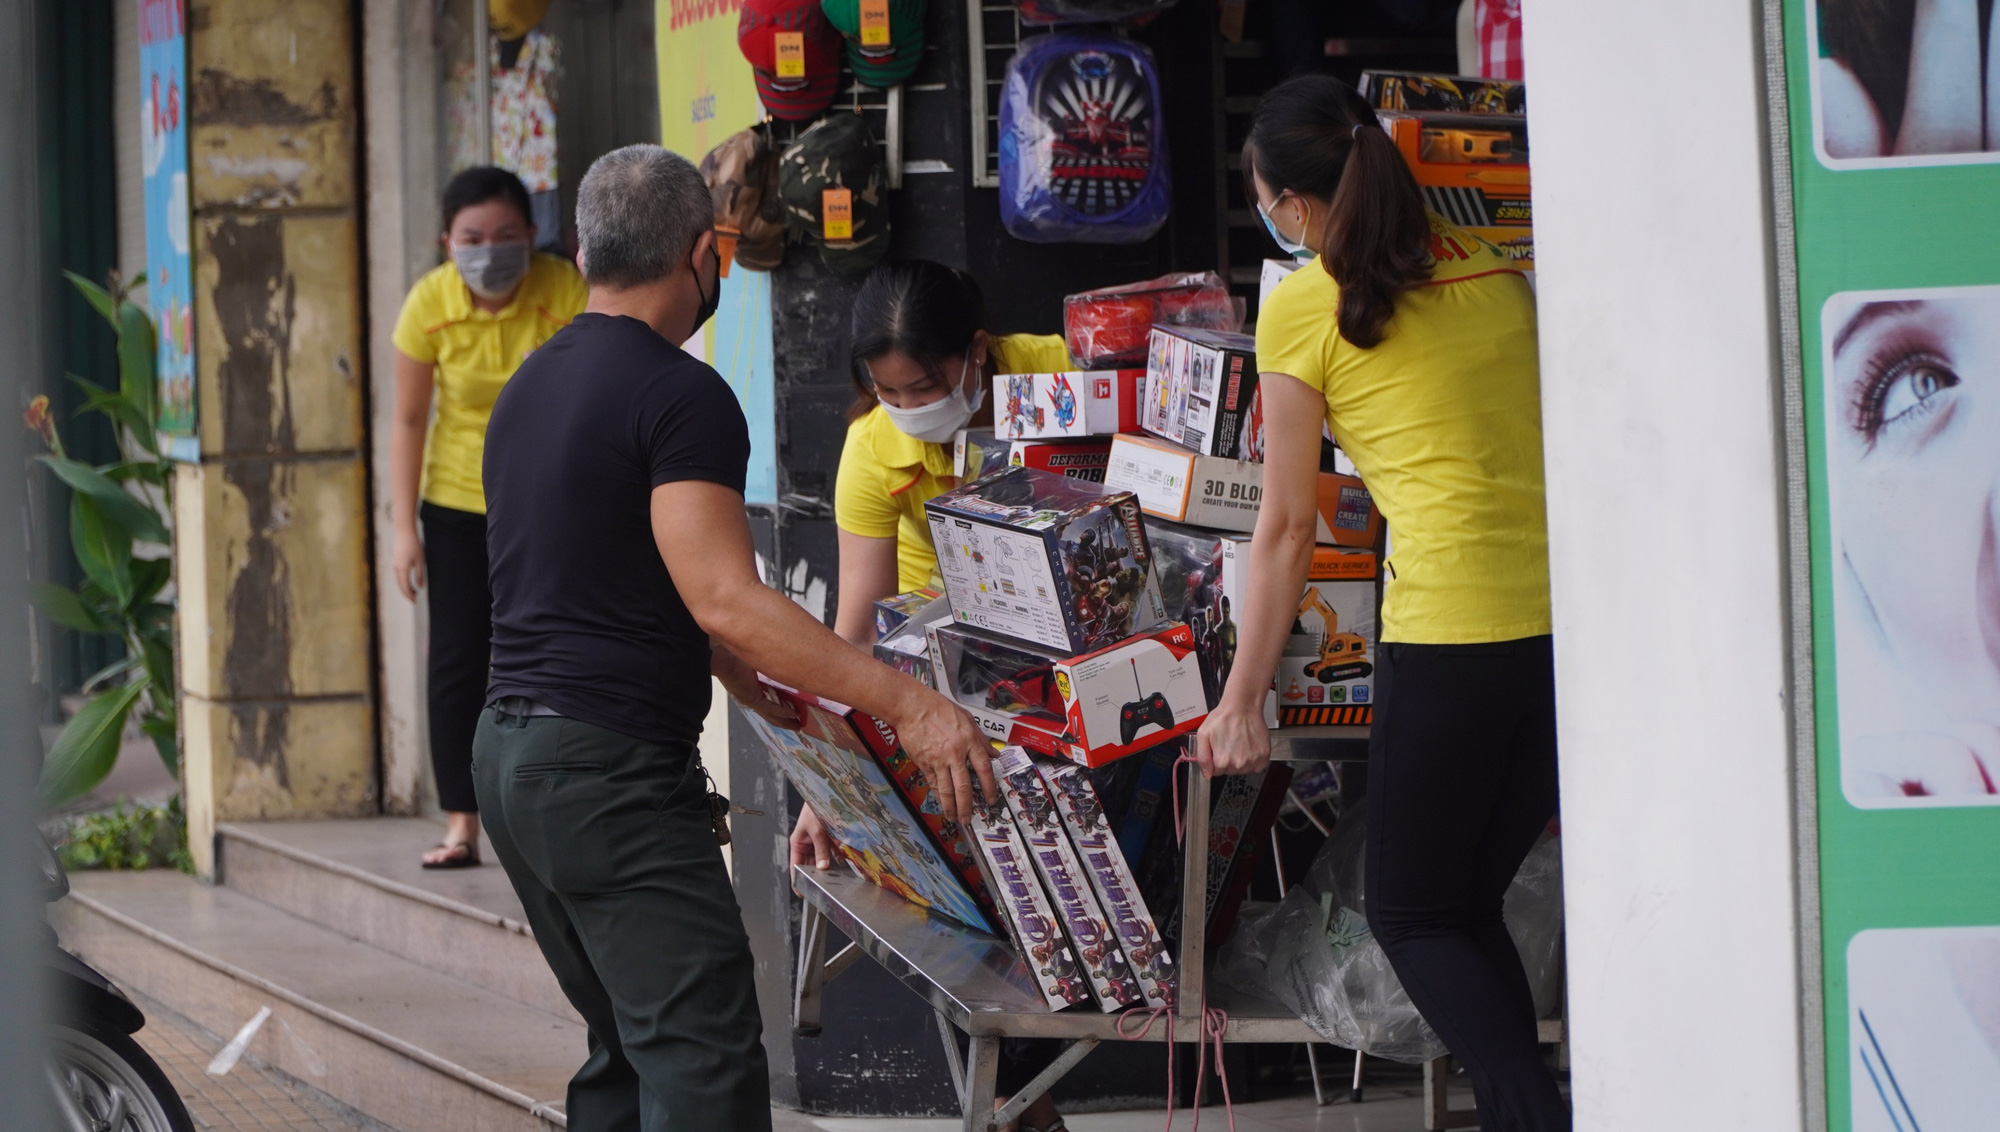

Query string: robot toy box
924 466 1167 655
994 747 1144 1010
1040 758 1174 1007
966 780 1093 1009
1010 438 1113 483
1142 326 1264 461
995 369 1144 441
739 682 995 933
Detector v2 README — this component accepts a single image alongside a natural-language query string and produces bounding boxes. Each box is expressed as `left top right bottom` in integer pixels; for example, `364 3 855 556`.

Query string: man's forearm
703 581 926 724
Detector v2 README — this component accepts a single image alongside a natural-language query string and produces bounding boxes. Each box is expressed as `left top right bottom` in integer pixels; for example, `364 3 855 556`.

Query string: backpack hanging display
700 124 787 274
998 33 1169 245
1015 0 1176 26
778 112 891 276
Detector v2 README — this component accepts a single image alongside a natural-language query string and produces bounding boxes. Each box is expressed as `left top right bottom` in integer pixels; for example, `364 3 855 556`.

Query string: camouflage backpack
700 124 787 273
777 112 889 276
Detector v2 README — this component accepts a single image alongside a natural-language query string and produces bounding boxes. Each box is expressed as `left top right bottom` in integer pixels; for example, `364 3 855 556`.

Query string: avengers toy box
965 780 1092 1010
928 620 1205 766
1037 758 1173 1007
1010 438 1112 483
1142 326 1263 461
925 466 1167 655
995 369 1144 441
1378 109 1532 269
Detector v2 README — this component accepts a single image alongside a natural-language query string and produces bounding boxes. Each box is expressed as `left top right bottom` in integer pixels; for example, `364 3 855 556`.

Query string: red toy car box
1063 271 1244 369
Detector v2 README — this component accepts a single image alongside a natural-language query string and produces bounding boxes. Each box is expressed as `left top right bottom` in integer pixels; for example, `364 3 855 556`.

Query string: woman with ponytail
1197 76 1565 1130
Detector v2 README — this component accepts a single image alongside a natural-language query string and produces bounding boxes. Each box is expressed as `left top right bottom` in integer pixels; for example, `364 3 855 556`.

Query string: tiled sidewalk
131 1001 385 1132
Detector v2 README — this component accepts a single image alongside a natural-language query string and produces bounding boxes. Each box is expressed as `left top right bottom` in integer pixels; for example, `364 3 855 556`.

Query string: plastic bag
999 34 1170 246
1063 271 1245 369
1225 803 1564 1063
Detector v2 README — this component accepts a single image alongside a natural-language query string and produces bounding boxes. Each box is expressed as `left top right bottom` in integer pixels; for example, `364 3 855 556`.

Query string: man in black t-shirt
476 145 994 1132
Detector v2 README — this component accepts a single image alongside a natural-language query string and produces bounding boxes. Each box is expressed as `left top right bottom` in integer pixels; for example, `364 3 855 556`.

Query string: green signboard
1779 1 2000 1127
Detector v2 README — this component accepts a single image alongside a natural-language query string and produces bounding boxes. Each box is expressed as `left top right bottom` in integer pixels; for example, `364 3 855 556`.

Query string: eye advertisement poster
1783 1 2000 1128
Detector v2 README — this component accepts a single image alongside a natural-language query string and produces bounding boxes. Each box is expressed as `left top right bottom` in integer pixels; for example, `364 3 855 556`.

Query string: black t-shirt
483 312 750 744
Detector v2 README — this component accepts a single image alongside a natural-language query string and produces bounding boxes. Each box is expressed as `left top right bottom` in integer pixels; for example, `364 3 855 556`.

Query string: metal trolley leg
962 1036 1001 1132
793 901 862 1037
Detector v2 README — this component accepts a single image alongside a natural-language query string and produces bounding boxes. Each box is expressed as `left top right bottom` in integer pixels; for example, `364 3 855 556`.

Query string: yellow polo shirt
835 333 1071 592
390 253 588 514
1255 217 1550 644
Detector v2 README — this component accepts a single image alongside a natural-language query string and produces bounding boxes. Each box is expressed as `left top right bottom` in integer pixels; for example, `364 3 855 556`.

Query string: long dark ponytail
1245 76 1431 349
846 260 989 421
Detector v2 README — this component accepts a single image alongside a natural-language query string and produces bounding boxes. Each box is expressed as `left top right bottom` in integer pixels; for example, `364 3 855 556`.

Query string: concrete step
217 819 580 1022
54 870 582 1132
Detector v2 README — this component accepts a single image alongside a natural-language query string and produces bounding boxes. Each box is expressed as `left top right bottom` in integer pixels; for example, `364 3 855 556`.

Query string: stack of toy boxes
1358 69 1532 271
1098 325 1387 726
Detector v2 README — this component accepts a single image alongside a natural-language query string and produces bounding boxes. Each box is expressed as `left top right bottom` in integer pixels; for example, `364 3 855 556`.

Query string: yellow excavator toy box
1270 547 1378 727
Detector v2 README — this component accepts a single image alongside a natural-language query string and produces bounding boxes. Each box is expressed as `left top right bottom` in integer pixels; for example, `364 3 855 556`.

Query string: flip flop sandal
1022 1119 1067 1132
421 841 482 869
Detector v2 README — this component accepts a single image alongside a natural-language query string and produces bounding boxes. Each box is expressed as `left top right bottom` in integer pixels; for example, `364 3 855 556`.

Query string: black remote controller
1119 691 1175 744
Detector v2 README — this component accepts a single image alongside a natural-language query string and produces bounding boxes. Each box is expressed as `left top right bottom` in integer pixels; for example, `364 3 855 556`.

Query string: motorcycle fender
50 947 145 1035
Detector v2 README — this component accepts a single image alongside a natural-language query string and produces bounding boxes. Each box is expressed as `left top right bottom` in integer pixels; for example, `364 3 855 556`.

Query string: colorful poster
1781 2 2000 1128
139 0 196 461
658 0 776 503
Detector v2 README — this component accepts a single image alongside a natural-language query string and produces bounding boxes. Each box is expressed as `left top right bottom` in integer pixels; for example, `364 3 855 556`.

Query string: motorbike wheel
47 1023 196 1132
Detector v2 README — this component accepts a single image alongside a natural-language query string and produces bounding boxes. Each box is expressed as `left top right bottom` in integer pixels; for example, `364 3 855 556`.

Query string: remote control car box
1141 326 1263 461
925 466 1167 655
995 369 1144 441
1009 438 1113 483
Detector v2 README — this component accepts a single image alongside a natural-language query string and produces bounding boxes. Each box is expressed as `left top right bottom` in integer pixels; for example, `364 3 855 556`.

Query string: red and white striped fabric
1475 0 1524 80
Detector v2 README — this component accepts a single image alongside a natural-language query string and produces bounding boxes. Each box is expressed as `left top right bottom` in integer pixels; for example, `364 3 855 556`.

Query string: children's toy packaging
1142 327 1263 461
1009 438 1112 483
874 587 943 641
994 747 1144 1010
995 369 1143 440
1315 471 1383 549
998 34 1169 245
925 466 1167 655
927 621 1207 766
1064 271 1244 370
1039 759 1174 1007
740 683 994 932
1359 70 1526 115
1264 546 1378 726
1258 257 1303 313
953 429 1014 481
1105 432 1263 533
966 781 1093 1009
873 595 949 686
1377 109 1531 269
1162 764 1291 946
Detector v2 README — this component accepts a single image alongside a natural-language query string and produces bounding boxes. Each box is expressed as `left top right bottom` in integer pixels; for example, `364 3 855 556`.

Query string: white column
1523 2 1807 1129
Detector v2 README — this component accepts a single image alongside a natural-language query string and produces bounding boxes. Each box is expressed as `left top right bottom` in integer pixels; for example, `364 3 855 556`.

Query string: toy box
965 782 1092 1009
928 621 1206 766
1315 471 1383 549
1378 109 1532 269
1105 432 1263 533
1063 270 1244 369
739 683 995 933
1258 257 1302 312
925 466 1167 655
1039 759 1173 1007
874 587 943 642
873 595 947 686
1009 438 1113 483
1359 70 1526 115
1258 545 1378 726
995 369 1144 441
993 747 1144 1010
953 429 1014 481
1142 326 1263 461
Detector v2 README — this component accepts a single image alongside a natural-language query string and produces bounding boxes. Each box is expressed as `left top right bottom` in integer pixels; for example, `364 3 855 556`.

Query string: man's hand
1193 698 1271 777
887 689 998 826
789 804 838 870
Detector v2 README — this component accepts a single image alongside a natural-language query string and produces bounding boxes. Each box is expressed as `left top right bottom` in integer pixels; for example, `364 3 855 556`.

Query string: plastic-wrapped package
999 34 1169 245
1016 0 1178 26
1229 804 1564 1063
1064 271 1245 369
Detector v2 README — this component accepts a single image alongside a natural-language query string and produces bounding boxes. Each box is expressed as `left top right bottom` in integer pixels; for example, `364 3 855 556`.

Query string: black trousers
420 501 491 813
1364 636 1568 1132
474 704 772 1131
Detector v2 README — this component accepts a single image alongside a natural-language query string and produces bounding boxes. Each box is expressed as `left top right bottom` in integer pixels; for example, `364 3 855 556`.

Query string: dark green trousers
472 704 771 1132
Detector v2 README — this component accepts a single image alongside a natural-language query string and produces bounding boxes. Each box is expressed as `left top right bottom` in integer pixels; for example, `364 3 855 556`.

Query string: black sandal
421 841 481 869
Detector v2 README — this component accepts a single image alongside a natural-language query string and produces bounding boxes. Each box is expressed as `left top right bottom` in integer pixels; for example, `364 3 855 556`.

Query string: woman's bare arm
834 530 902 649
390 351 435 601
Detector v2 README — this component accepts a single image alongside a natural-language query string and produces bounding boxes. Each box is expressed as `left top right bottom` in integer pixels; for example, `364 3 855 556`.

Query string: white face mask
879 347 985 444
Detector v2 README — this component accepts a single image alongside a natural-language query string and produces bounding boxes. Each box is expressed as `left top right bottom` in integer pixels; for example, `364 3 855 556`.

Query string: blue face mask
1257 199 1312 259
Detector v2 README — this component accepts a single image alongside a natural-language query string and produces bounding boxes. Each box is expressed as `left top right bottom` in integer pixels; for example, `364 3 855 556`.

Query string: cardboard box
928 620 1206 767
965 785 1093 1009
925 466 1167 655
1378 109 1532 269
1108 434 1383 547
953 429 1014 481
1141 326 1263 461
1315 472 1383 549
1009 438 1112 483
1250 544 1378 726
1359 70 1526 115
873 587 943 642
1037 759 1174 1008
995 369 1144 440
1259 258 1302 312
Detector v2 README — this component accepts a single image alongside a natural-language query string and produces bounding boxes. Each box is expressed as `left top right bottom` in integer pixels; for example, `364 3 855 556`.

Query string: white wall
1523 2 1807 1129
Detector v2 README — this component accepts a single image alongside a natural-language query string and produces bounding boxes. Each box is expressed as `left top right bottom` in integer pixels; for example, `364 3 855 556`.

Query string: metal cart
790 726 1566 1132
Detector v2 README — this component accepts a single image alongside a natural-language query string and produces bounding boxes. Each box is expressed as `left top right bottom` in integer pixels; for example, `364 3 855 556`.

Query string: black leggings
421 502 492 814
1365 635 1567 1132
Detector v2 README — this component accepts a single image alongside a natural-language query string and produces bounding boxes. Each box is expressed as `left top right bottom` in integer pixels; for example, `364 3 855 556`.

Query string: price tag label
822 188 854 241
774 31 805 78
859 0 891 47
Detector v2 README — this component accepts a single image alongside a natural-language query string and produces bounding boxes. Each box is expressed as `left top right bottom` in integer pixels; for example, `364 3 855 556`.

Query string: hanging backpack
998 33 1169 244
701 124 787 273
778 112 891 276
1015 0 1176 25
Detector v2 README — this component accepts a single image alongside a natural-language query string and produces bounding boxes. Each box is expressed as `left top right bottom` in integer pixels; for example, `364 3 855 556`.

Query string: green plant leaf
80 655 138 694
30 582 115 634
64 270 118 329
38 455 169 544
70 495 133 609
39 678 148 808
139 716 179 781
65 375 152 451
129 555 172 607
117 301 158 441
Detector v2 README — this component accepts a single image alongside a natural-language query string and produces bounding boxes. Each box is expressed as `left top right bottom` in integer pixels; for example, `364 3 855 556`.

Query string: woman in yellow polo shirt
1198 78 1566 1130
389 166 587 869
